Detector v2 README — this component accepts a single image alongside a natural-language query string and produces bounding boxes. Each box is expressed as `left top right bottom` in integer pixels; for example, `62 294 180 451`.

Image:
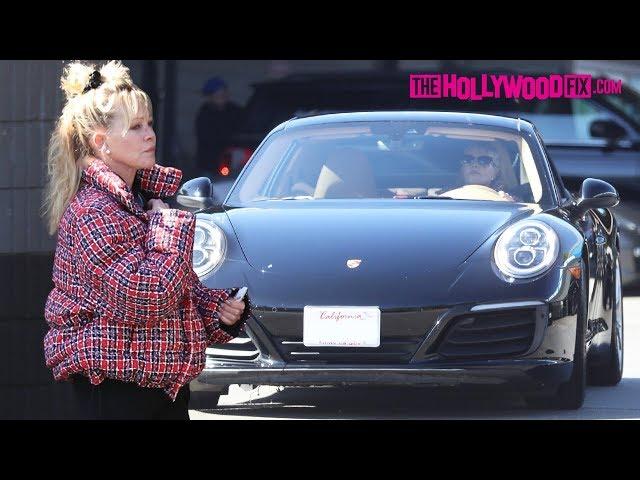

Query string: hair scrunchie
82 70 103 94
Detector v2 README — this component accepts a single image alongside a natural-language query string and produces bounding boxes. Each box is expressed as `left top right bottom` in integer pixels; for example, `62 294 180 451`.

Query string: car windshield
226 120 553 206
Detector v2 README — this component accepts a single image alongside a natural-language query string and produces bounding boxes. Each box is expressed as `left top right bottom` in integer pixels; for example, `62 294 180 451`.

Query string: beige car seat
313 148 377 199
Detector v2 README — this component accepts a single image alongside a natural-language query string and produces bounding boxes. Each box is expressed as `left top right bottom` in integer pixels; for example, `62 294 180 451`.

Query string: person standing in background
195 77 243 179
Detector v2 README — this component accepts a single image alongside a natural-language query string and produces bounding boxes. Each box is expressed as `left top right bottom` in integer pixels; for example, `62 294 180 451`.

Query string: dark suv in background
210 70 640 285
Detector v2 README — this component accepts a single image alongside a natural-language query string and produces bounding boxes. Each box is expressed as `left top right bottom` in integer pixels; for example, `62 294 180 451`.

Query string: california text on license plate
303 306 381 348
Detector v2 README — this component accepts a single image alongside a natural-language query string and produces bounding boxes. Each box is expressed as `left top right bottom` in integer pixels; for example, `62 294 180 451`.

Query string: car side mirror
589 119 627 143
176 177 218 211
575 178 619 218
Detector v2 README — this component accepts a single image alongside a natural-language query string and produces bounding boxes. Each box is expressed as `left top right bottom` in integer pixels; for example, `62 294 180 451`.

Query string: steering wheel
440 184 514 201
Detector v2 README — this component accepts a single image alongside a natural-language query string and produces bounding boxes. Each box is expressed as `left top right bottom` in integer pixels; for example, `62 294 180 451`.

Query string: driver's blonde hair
41 60 153 235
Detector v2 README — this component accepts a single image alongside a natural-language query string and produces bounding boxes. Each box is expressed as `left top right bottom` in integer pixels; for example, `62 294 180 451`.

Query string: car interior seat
313 148 377 198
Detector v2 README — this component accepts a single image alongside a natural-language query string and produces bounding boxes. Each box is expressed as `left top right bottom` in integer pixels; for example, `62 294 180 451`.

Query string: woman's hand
147 198 170 212
219 299 246 326
497 190 516 202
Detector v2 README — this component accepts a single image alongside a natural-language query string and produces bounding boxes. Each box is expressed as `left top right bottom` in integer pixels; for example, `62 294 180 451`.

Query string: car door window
572 99 631 142
600 87 640 127
523 98 633 145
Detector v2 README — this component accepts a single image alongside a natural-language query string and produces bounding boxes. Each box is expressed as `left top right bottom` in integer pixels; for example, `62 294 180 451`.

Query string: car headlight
193 215 227 279
493 220 559 279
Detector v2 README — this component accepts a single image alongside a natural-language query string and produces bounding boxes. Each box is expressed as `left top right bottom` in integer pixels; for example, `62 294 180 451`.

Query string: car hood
226 200 535 278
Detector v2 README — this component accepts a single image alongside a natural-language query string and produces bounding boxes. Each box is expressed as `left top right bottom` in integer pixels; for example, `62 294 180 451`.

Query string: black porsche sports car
181 111 624 410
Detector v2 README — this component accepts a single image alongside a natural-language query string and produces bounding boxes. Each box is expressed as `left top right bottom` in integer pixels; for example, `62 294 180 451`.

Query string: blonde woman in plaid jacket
41 61 246 420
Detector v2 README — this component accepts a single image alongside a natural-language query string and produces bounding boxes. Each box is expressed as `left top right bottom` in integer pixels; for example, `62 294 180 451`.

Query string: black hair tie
82 70 103 94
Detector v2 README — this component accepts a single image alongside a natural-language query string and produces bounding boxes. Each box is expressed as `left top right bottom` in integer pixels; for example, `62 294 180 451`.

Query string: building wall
1 61 62 254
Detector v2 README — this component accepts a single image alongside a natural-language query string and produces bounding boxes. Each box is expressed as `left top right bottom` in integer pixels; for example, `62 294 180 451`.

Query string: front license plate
303 306 381 348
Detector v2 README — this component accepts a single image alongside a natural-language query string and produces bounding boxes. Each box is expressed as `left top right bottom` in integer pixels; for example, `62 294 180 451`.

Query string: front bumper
195 360 573 395
195 292 581 395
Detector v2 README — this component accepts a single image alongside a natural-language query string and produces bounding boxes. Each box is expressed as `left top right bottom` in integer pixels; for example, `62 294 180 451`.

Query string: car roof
281 110 536 133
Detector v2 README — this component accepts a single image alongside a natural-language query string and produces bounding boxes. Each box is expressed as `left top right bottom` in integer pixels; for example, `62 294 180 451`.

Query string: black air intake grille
205 331 259 364
436 309 537 359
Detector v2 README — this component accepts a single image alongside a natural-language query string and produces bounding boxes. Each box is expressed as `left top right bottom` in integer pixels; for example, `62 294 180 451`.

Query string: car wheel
589 256 624 386
526 264 587 410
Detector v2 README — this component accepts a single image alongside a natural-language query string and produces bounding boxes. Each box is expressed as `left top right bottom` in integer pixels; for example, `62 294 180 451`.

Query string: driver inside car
441 143 521 202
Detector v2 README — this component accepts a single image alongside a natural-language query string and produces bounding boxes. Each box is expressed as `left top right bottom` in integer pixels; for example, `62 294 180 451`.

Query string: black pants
69 375 190 420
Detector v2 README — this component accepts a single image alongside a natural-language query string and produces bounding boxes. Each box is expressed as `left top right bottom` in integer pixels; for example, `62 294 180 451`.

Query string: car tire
526 264 587 410
589 256 624 386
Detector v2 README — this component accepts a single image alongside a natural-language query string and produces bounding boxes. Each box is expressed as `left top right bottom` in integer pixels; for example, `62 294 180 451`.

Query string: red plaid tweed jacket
44 158 238 400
